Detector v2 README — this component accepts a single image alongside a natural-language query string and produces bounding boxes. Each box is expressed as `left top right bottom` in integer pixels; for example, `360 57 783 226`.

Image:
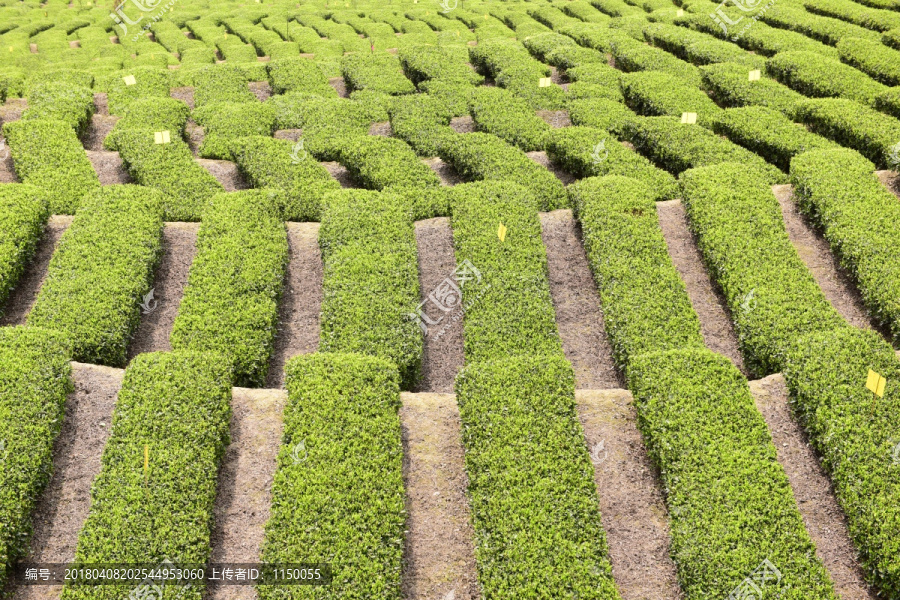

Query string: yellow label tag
123 74 136 86
539 77 553 87
498 222 507 242
154 130 171 144
676 8 684 15
680 112 697 124
8 47 12 52
143 445 149 475
748 69 761 81
866 369 886 397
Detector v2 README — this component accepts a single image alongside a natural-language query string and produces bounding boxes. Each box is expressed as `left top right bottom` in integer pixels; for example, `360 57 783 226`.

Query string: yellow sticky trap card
498 222 507 242
676 8 684 15
748 69 762 81
154 130 171 144
866 369 886 397
681 112 697 124
123 74 136 86
539 77 553 87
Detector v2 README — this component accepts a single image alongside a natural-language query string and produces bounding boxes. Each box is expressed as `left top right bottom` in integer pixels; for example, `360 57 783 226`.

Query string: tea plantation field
1 0 900 597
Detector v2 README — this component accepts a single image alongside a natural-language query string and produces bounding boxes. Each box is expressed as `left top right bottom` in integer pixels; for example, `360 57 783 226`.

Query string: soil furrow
86 150 132 185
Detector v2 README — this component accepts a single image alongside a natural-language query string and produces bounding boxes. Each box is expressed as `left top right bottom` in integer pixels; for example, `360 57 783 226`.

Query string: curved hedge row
0 184 49 314
700 61 806 115
766 50 888 106
468 86 552 151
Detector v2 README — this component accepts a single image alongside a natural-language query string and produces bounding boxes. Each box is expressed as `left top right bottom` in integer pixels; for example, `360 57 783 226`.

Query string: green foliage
341 53 415 95
791 97 900 168
548 126 677 200
610 33 702 86
62 351 231 600
449 181 564 362
22 82 94 134
760 4 882 46
192 101 277 160
569 175 704 367
338 134 441 190
679 163 846 375
680 11 842 57
804 0 900 32
104 97 191 151
0 184 49 314
192 63 256 108
468 86 552 151
399 44 484 85
0 326 72 592
874 86 900 119
711 105 839 172
791 148 900 343
267 56 337 96
97 66 172 116
454 355 620 600
700 61 806 115
567 97 636 135
259 352 405 600
836 36 900 86
416 78 475 116
27 185 164 366
114 128 224 221
229 136 339 221
643 21 764 68
170 190 288 387
620 70 724 127
766 50 888 106
318 189 422 390
782 327 900 598
438 132 568 211
387 93 455 156
622 116 787 183
469 38 566 110
2 118 100 214
628 348 839 599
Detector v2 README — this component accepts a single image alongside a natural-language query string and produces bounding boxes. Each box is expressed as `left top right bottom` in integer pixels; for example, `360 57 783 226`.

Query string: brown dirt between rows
450 115 475 134
81 114 117 151
0 136 17 183
207 387 287 600
0 97 27 124
772 185 877 332
0 216 72 326
248 81 272 102
748 374 877 600
399 392 479 600
86 150 132 185
321 161 356 188
655 199 746 374
576 389 683 600
273 128 302 142
875 169 900 200
422 157 464 187
197 158 249 192
329 76 349 98
185 120 204 156
7 363 123 600
526 150 575 185
127 223 199 360
413 218 464 394
170 86 195 110
537 109 571 128
266 223 323 389
369 121 393 136
539 210 621 390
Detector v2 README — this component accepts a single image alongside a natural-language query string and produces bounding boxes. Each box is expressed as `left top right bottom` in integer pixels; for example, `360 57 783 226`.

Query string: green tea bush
192 63 256 108
836 36 900 86
766 50 888 105
438 132 568 211
570 175 704 365
620 70 724 127
104 97 191 151
549 127 678 200
609 33 702 85
387 93 455 156
782 327 900 597
27 185 165 366
267 56 337 96
229 136 340 221
682 12 842 57
711 105 839 171
0 326 72 592
318 189 422 389
260 352 406 600
468 86 553 151
192 101 277 160
791 148 900 343
338 134 442 190
97 66 171 115
680 163 846 375
454 355 620 600
2 118 100 214
61 351 231 600
0 184 49 315
760 4 881 45
804 0 900 31
622 116 787 183
417 78 476 116
341 53 415 95
791 97 900 168
643 21 764 67
399 44 484 85
22 82 94 134
699 61 806 115
170 190 288 387
874 86 900 118
449 180 564 362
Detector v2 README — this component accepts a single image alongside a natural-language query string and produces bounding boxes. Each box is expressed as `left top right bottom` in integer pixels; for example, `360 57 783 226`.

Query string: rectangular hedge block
0 184 49 315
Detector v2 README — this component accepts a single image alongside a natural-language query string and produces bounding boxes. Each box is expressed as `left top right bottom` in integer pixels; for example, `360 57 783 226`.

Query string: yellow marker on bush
748 69 762 81
498 222 507 242
866 369 886 397
123 74 136 86
681 112 697 124
538 77 552 87
154 131 171 144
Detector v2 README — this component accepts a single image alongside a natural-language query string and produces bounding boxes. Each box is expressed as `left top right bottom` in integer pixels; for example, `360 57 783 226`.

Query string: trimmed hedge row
766 50 888 106
468 38 567 110
0 184 49 314
387 94 455 156
468 86 552 151
620 70 724 127
791 97 900 168
192 101 277 160
643 21 764 68
61 351 231 600
609 33 702 86
22 82 94 134
170 190 288 387
627 348 839 599
399 44 484 85
567 97 637 135
565 62 625 101
804 0 900 32
548 126 678 200
680 12 842 58
104 97 191 152
791 148 900 343
438 132 568 211
267 56 337 96
875 87 900 119
114 128 224 221
622 116 787 183
318 189 422 390
570 175 704 366
192 63 256 108
454 355 620 599
711 105 839 172
260 352 406 600
338 134 441 190
699 61 806 115
679 163 846 375
2 118 100 214
836 36 900 86
341 53 416 96
27 185 164 366
97 66 172 116
229 136 340 222
0 326 72 592
760 4 882 46
449 180 564 362
782 327 900 597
